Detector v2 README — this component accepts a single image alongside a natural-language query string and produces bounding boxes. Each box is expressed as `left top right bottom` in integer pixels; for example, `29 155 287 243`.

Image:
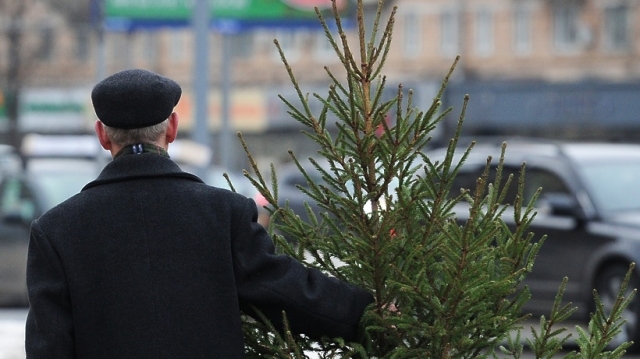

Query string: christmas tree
234 1 635 357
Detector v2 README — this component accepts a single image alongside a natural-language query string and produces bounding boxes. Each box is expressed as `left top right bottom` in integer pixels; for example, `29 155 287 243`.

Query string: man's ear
166 112 179 144
95 120 113 150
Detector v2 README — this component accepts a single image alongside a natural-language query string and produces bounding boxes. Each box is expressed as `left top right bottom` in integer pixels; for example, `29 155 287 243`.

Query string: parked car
256 138 640 350
0 137 255 306
254 158 338 229
0 157 100 306
166 139 257 198
0 144 22 176
206 166 257 199
426 138 640 350
255 158 399 240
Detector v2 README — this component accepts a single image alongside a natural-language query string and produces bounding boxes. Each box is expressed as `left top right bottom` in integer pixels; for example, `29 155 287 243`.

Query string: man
25 69 374 358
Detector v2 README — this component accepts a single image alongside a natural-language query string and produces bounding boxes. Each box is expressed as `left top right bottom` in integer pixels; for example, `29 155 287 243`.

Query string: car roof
559 143 640 164
427 138 640 167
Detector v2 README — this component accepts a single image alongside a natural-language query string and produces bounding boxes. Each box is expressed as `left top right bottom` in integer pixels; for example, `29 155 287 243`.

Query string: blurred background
2 0 638 175
2 1 640 355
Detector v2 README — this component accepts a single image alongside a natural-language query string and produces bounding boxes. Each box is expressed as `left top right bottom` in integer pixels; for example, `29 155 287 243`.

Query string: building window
314 29 338 61
403 12 421 58
272 29 305 62
230 32 254 59
37 26 55 61
475 8 493 56
553 2 581 51
209 32 221 65
603 5 630 52
440 9 459 56
144 32 158 64
513 4 532 55
108 33 128 65
75 25 91 62
169 30 186 63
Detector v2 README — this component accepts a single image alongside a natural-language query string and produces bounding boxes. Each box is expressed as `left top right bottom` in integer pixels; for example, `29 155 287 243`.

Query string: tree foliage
234 1 635 358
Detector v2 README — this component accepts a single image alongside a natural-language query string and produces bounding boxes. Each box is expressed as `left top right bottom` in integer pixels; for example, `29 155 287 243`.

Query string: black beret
91 69 182 129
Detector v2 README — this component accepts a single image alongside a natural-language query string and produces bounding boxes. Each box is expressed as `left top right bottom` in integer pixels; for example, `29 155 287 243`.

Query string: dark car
255 158 350 229
0 158 99 306
258 139 640 349
255 158 398 239
426 138 640 349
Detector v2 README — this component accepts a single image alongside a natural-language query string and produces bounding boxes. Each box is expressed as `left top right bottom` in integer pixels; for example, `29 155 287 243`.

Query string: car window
25 158 98 210
284 173 312 188
283 172 324 189
0 178 36 222
34 172 93 209
449 165 520 205
449 166 569 207
578 161 640 213
448 168 483 199
524 169 570 203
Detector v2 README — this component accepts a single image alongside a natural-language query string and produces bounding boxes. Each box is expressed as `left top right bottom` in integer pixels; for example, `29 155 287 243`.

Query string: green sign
105 0 348 21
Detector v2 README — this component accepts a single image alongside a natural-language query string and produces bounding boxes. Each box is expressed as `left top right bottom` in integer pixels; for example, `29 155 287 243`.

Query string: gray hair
103 119 170 147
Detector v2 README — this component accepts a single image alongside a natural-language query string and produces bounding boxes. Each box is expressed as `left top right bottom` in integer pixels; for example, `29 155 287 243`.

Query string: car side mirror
540 192 579 217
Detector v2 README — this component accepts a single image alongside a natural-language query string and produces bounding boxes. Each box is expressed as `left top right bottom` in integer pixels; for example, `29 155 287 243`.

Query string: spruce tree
231 1 635 358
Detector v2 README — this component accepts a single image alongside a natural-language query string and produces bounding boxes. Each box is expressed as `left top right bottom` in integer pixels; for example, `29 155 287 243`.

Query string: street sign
104 0 354 32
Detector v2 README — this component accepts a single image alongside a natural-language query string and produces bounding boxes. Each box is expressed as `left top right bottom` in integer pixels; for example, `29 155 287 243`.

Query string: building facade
0 0 639 165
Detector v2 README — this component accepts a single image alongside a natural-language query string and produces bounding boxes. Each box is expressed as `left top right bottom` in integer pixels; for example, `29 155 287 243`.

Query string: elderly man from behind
25 69 374 358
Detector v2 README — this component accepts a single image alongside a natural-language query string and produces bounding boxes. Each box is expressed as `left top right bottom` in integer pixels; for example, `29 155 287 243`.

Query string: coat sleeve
25 220 75 358
231 198 374 342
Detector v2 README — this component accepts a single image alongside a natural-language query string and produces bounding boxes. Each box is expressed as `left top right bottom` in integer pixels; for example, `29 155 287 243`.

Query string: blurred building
1 0 639 167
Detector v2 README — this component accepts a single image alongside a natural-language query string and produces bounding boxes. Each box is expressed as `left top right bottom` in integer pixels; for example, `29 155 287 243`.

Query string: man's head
91 69 181 130
91 69 181 154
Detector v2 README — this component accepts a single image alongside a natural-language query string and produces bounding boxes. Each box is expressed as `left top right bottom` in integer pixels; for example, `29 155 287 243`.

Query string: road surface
0 308 26 359
1 308 638 358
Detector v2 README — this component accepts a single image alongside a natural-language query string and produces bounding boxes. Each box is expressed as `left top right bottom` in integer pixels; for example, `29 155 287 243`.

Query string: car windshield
578 161 640 214
26 158 100 210
35 171 95 209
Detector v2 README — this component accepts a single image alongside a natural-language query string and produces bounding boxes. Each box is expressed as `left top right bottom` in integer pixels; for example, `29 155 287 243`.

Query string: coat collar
82 153 203 191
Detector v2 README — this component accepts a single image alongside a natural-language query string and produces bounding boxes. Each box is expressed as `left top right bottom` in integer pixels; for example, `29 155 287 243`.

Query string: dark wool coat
25 153 374 358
